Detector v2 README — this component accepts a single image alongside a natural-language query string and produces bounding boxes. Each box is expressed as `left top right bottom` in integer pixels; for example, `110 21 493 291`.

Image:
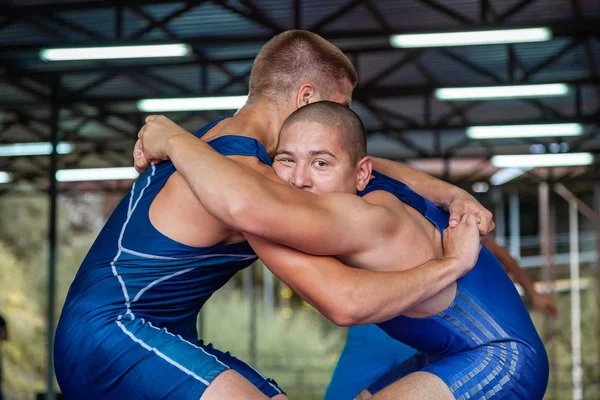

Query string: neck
217 98 288 156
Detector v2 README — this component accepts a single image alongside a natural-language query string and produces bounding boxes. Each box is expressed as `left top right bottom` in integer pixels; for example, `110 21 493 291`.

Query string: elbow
220 195 260 232
324 298 365 327
329 312 357 327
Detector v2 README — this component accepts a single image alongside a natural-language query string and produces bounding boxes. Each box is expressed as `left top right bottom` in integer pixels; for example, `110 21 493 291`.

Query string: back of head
282 101 367 163
249 30 358 103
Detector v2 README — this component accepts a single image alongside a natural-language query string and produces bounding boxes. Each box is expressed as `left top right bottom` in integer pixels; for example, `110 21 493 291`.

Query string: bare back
338 190 456 318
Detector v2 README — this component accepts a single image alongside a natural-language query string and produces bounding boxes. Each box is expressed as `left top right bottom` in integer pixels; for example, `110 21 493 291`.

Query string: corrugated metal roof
0 0 598 185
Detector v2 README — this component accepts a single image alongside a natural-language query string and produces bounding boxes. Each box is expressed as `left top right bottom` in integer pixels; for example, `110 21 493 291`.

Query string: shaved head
281 101 367 164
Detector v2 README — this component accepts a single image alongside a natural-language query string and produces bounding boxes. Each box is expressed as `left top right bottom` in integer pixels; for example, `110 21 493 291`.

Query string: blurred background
0 0 599 399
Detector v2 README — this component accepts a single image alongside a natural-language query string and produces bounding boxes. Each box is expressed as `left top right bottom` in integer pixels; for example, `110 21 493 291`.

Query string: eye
275 156 293 163
313 160 328 168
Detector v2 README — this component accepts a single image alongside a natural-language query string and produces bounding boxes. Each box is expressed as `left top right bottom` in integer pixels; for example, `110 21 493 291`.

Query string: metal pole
46 75 60 400
595 183 600 381
538 181 556 396
509 192 521 259
263 263 274 317
539 181 551 285
549 201 558 398
493 188 505 246
569 199 583 400
243 264 253 298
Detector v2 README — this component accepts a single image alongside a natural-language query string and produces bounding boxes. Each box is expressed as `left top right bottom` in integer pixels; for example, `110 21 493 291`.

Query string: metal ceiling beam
416 0 475 25
308 0 364 33
1 0 192 16
363 0 393 33
216 0 283 33
128 2 204 40
495 0 540 23
4 76 597 105
2 19 600 54
45 13 110 41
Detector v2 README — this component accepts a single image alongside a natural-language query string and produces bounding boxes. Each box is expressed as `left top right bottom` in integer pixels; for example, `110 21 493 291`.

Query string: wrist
165 132 187 157
445 187 470 210
440 256 463 278
525 287 538 299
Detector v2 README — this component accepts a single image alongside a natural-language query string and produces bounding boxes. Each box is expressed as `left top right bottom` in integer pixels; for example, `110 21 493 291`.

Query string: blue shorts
369 341 548 399
55 317 283 399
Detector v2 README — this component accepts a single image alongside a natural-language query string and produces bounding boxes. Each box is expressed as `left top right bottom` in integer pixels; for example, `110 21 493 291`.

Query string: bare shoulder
227 155 281 182
362 189 405 211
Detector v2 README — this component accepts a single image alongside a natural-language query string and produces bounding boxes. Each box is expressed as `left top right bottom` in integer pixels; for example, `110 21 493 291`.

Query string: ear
355 156 373 192
296 83 316 109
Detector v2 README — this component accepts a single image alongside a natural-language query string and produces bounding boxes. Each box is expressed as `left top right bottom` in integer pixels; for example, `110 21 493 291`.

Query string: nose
290 164 311 190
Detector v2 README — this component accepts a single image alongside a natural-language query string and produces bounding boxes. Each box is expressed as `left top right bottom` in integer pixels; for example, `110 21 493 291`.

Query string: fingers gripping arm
245 234 464 326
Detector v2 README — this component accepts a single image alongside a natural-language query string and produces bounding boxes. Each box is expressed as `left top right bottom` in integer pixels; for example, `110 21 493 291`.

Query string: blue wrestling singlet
54 117 283 400
358 171 549 400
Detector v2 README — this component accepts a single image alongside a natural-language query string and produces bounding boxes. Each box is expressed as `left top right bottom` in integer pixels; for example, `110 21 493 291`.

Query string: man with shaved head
138 100 549 399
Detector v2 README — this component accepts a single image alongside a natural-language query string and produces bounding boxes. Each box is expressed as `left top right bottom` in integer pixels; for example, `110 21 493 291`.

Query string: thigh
370 371 454 400
366 352 427 395
201 370 286 400
201 341 284 398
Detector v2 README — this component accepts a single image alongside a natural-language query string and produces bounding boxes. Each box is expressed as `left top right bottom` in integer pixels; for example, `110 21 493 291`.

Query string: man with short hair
57 30 490 400
137 101 549 399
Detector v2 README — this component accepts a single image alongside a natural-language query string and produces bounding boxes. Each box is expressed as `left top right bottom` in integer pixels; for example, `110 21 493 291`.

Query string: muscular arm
162 132 399 256
245 234 464 326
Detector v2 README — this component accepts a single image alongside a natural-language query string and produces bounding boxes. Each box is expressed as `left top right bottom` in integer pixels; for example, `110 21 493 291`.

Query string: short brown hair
249 30 358 103
281 101 367 164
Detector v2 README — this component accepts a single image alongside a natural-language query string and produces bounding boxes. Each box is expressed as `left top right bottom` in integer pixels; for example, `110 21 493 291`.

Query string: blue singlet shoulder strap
359 170 449 233
192 116 272 166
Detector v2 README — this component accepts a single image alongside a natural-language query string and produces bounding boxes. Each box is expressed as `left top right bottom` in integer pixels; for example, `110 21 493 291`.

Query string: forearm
347 258 462 325
482 238 537 298
247 234 462 326
167 135 385 256
371 157 465 210
504 259 537 297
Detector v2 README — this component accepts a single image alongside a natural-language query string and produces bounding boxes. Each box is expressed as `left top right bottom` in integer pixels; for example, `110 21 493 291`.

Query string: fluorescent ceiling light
490 168 531 185
0 142 73 156
472 182 489 193
491 153 593 168
56 167 139 182
0 172 11 184
138 96 248 112
467 123 582 139
391 27 551 48
436 84 568 100
40 44 190 61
